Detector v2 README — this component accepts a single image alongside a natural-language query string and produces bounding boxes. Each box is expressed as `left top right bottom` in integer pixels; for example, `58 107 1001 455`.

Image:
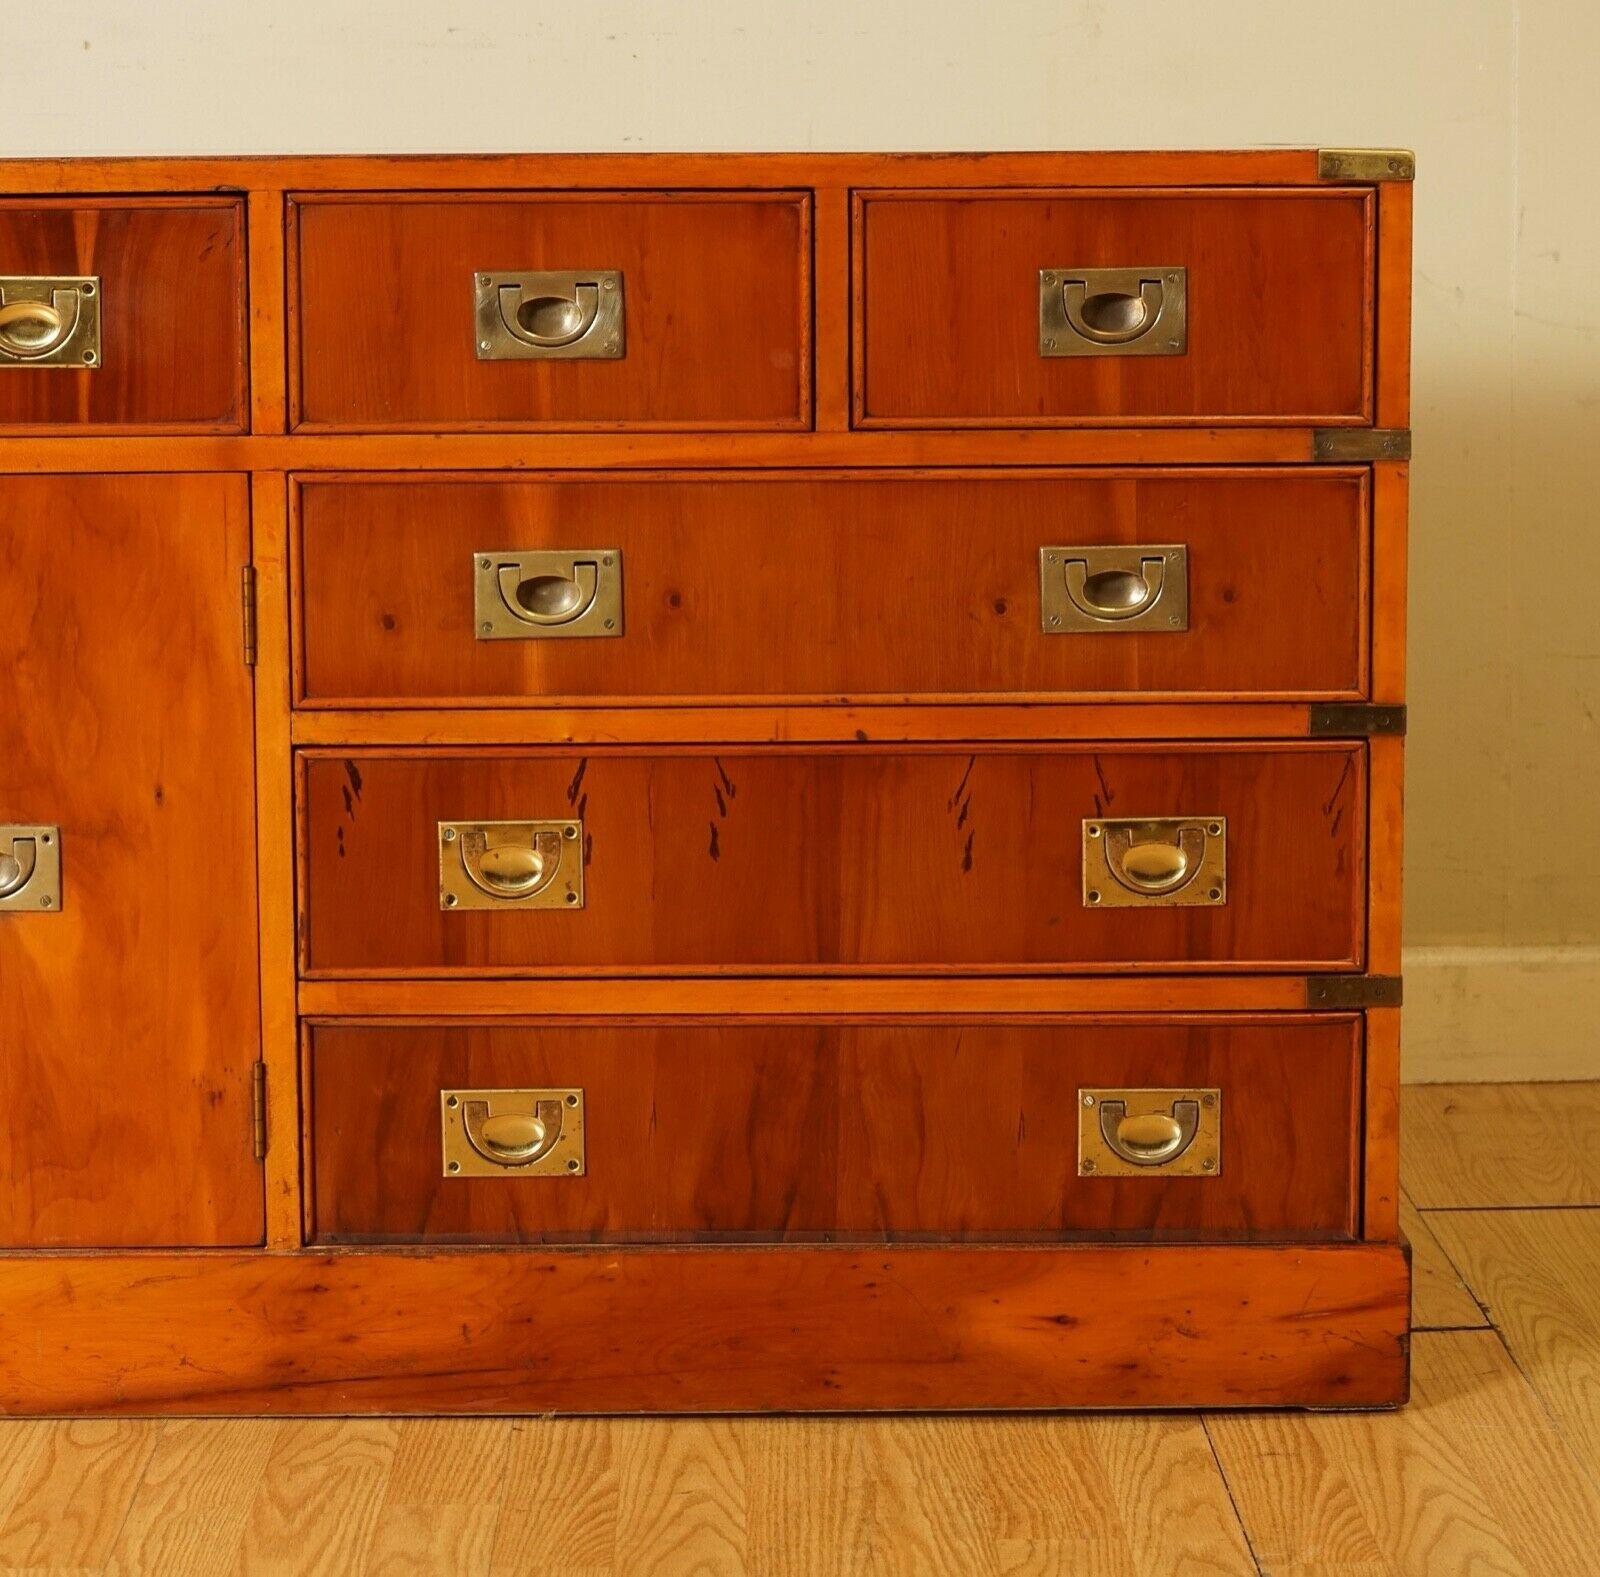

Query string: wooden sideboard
0 150 1413 1414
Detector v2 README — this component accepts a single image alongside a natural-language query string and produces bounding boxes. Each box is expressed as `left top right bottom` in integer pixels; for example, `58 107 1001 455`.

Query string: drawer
856 189 1372 427
291 193 809 430
0 199 247 432
295 469 1368 706
300 744 1365 975
308 1016 1361 1243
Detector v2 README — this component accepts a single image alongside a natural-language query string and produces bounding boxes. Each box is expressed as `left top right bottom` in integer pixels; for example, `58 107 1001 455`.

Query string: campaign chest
0 149 1413 1412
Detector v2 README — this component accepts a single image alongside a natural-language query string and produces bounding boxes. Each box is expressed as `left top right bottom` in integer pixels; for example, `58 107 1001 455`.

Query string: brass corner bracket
1317 148 1415 182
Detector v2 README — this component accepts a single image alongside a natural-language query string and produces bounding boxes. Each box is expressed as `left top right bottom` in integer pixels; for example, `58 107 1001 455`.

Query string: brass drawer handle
1039 267 1186 358
474 549 623 640
1040 545 1189 633
0 824 61 912
1079 1088 1220 1176
474 270 624 360
438 820 584 910
0 277 100 368
1083 817 1226 908
442 1088 586 1177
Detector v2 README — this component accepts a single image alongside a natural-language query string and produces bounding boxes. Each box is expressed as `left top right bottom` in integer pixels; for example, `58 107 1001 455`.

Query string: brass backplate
0 825 61 912
1079 1088 1221 1178
439 820 584 911
1040 266 1186 357
441 1088 586 1178
474 269 623 360
474 549 623 640
1083 816 1226 908
1317 148 1416 182
0 277 101 368
1040 544 1189 633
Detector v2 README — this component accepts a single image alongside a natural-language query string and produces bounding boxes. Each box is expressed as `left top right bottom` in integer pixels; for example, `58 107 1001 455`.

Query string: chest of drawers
0 150 1413 1414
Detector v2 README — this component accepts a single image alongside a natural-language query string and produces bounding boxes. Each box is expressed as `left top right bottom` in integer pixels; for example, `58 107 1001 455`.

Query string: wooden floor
3 1083 1599 1575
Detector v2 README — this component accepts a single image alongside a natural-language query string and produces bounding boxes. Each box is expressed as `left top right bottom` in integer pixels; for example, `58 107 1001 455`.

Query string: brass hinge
1309 703 1407 737
241 566 258 667
1317 148 1416 182
1312 428 1412 462
251 1061 267 1160
1306 975 1404 1009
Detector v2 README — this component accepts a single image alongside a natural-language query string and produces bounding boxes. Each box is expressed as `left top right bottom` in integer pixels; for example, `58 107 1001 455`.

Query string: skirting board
1403 945 1600 1083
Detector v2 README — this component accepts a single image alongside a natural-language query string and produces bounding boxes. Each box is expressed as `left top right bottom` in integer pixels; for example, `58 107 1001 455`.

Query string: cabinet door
0 474 262 1245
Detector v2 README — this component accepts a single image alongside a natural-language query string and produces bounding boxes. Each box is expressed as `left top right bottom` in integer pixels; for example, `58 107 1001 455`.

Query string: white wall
5 1 1596 1079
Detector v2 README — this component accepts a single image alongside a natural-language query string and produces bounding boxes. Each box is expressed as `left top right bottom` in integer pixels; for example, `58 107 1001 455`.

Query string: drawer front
857 190 1372 426
0 200 247 431
296 470 1367 705
308 1016 1361 1243
291 194 809 430
301 745 1364 974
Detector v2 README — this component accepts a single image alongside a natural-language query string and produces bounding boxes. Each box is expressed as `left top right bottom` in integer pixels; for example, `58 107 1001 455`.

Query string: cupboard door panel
0 474 263 1246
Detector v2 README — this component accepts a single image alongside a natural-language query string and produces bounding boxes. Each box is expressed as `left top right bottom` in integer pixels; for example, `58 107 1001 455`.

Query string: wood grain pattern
0 149 1335 196
294 469 1369 706
291 700 1323 747
297 973 1321 1017
0 425 1327 473
0 1420 156 1568
857 189 1373 426
1402 1082 1600 1207
0 1243 1410 1414
307 1016 1361 1244
291 194 809 431
0 199 246 432
1429 1208 1600 1468
1208 1330 1600 1574
0 474 263 1247
300 744 1364 975
1400 1193 1487 1331
111 1419 282 1574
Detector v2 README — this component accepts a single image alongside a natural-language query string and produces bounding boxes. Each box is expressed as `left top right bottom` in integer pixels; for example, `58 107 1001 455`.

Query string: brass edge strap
1308 703 1407 737
1311 428 1412 462
1306 975 1404 1009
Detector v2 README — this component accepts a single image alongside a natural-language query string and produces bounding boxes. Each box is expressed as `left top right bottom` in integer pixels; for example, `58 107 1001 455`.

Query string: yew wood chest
0 149 1414 1414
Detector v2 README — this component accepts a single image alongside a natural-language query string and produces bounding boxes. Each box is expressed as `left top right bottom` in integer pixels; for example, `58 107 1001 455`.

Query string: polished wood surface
308 1015 1360 1243
299 744 1366 975
0 200 246 432
0 149 1413 1418
0 1242 1408 1413
291 194 809 431
857 189 1373 426
295 468 1369 706
0 475 262 1246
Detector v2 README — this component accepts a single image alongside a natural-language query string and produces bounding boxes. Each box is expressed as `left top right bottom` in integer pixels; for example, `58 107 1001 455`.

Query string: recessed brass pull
442 1088 586 1177
474 270 624 360
474 549 623 640
1040 267 1186 358
1083 816 1226 908
439 819 584 910
1079 1088 1220 1177
0 825 61 912
1040 545 1189 633
0 277 100 368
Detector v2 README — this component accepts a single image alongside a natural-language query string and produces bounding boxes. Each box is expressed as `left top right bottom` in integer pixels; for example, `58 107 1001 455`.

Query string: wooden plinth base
0 1242 1409 1415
